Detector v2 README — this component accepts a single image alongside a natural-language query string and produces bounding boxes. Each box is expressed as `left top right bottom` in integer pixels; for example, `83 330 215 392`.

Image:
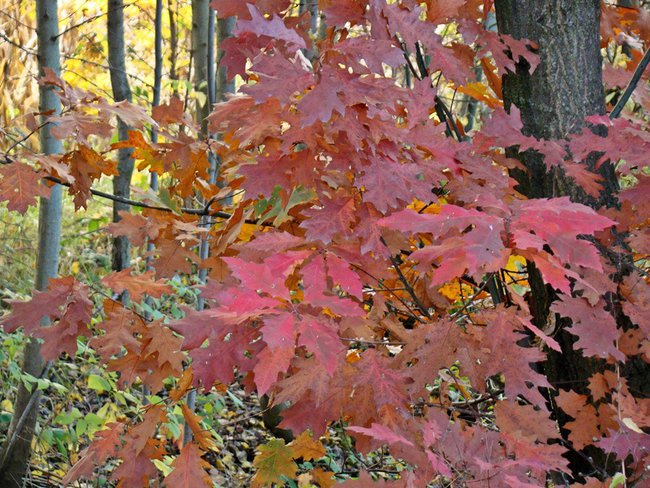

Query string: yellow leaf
456 82 503 109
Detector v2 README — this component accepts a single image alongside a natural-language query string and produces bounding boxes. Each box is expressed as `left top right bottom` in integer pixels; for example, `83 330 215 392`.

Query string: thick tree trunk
494 0 615 200
0 0 63 484
493 0 640 480
108 0 134 272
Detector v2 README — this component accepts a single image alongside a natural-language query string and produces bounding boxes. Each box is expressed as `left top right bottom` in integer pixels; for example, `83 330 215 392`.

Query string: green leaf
610 473 626 488
88 374 112 393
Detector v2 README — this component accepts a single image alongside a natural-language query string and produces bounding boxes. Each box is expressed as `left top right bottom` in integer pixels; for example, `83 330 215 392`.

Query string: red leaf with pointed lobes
63 422 125 484
1 276 93 360
326 253 363 300
164 443 212 488
254 345 295 395
552 296 624 361
297 67 346 125
296 317 343 375
236 4 306 49
379 206 508 284
348 423 414 448
512 197 616 271
211 0 290 20
0 162 50 213
301 197 356 245
101 268 173 302
224 252 309 300
301 254 365 317
261 313 297 350
190 324 262 388
355 349 409 408
242 51 312 105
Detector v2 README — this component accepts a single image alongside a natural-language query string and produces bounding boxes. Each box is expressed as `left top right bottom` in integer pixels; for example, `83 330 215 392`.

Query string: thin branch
61 54 153 88
384 249 433 320
40 174 235 218
350 263 426 323
0 32 36 55
55 3 136 39
610 47 650 119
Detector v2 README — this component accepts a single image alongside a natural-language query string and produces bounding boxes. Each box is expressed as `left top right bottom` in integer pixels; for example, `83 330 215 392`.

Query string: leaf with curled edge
181 403 217 451
0 162 50 213
65 144 118 209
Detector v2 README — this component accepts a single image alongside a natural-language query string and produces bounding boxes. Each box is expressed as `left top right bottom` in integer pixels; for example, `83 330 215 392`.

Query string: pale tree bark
108 0 134 272
0 0 63 484
184 1 238 445
192 0 210 134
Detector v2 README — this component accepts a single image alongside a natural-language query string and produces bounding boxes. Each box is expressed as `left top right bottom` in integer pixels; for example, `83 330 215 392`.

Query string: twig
39 174 235 218
350 263 426 323
55 3 137 39
610 47 650 119
0 32 37 55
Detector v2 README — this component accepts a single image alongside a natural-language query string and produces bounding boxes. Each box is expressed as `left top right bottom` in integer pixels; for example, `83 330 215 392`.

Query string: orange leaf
289 431 325 461
170 367 194 402
181 403 217 451
164 443 212 488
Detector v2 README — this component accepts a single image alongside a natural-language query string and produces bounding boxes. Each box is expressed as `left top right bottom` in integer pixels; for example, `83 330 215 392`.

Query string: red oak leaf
0 162 50 213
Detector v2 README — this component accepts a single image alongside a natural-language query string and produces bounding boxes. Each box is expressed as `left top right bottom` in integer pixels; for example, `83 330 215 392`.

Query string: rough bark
493 0 646 479
108 0 134 272
0 0 63 484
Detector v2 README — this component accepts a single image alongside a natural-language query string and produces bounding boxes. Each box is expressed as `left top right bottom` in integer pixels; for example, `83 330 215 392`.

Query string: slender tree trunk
183 0 213 445
0 0 63 484
107 0 134 272
168 0 178 94
192 0 210 133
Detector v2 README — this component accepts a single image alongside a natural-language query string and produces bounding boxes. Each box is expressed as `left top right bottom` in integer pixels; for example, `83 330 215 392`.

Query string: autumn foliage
1 0 649 486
